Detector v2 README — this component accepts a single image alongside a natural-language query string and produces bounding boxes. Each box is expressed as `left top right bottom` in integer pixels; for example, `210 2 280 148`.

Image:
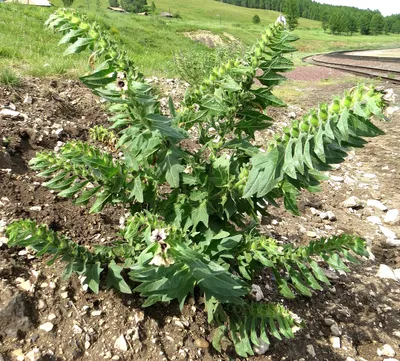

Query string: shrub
62 0 74 7
172 45 242 86
252 14 260 24
120 0 147 12
109 0 119 7
5 9 394 358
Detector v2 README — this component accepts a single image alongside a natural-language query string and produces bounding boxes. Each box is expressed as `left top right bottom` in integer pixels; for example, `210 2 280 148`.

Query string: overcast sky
313 0 400 16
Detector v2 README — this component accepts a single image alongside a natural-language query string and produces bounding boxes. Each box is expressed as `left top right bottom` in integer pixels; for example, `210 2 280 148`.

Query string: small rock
73 325 83 334
330 336 341 348
394 269 400 281
367 199 387 211
319 212 328 220
324 318 335 326
23 95 33 104
251 284 264 301
134 310 145 323
306 231 318 238
306 344 316 357
331 175 344 182
0 108 20 119
342 196 362 208
367 216 382 225
194 338 209 349
326 211 336 221
11 349 24 361
383 359 399 361
377 264 398 281
47 313 56 321
346 358 356 361
25 348 41 361
288 111 297 119
60 292 68 299
377 344 396 357
29 206 42 211
91 310 102 317
330 324 342 336
39 322 54 332
17 279 32 292
380 226 397 240
253 339 270 355
364 173 377 179
37 300 46 310
85 340 91 350
384 209 400 225
386 239 400 247
114 335 128 352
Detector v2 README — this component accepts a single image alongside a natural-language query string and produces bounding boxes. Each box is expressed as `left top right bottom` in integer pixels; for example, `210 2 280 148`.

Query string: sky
313 0 400 16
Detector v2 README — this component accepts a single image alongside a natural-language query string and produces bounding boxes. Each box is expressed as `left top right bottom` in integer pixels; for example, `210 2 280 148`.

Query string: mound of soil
0 75 399 361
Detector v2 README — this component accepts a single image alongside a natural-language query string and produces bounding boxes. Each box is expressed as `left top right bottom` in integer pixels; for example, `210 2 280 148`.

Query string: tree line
218 0 400 34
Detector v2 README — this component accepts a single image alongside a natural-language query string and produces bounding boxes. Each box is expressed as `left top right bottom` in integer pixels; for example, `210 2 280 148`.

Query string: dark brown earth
0 67 400 361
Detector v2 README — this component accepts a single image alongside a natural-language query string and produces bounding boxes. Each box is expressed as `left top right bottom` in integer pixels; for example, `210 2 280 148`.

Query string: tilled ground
0 68 400 361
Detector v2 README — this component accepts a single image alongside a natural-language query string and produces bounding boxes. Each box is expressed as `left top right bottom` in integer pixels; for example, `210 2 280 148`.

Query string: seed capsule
309 114 319 127
70 16 80 25
300 120 310 132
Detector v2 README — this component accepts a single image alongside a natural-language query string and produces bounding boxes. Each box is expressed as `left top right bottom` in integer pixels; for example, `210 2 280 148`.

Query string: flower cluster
149 229 174 267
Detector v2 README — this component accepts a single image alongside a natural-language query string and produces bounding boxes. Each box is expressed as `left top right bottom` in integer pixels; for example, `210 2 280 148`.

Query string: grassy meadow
0 0 400 80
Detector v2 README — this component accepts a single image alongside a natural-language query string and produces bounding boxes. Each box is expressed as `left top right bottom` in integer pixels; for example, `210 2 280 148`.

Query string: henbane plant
5 9 395 357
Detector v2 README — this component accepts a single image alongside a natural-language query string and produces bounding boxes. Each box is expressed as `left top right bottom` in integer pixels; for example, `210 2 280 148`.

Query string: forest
218 0 400 34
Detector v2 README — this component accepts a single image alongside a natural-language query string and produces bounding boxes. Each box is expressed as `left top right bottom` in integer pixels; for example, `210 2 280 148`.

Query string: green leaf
282 181 300 216
82 263 103 294
192 201 209 228
212 325 227 352
58 180 89 198
337 108 350 140
160 149 185 188
243 147 284 198
130 177 144 203
64 37 94 56
282 139 296 179
89 191 112 213
106 261 132 294
58 29 84 45
314 126 326 162
74 186 101 205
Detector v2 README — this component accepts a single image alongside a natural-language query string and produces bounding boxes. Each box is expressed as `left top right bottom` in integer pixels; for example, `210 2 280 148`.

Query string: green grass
0 0 399 79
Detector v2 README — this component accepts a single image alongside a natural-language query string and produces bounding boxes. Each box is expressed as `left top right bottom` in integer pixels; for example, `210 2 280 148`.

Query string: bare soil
0 68 400 361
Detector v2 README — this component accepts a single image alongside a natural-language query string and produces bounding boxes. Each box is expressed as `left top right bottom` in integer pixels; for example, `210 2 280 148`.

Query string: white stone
330 336 341 348
306 344 316 357
367 199 387 211
134 310 145 323
330 324 342 336
377 344 396 357
394 269 400 281
386 239 400 247
114 334 128 352
364 173 377 179
91 310 102 317
326 211 336 221
48 313 56 321
17 279 32 292
385 209 400 225
73 325 83 334
324 318 335 326
319 212 328 220
60 292 68 299
39 322 54 332
342 196 362 208
367 216 382 225
380 226 397 240
346 358 356 361
253 339 270 355
377 264 398 281
383 359 399 361
11 349 24 361
251 284 264 301
331 175 344 182
25 348 42 361
29 206 42 211
0 108 20 118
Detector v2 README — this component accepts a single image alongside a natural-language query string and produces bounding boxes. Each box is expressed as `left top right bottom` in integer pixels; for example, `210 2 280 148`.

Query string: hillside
0 0 400 79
